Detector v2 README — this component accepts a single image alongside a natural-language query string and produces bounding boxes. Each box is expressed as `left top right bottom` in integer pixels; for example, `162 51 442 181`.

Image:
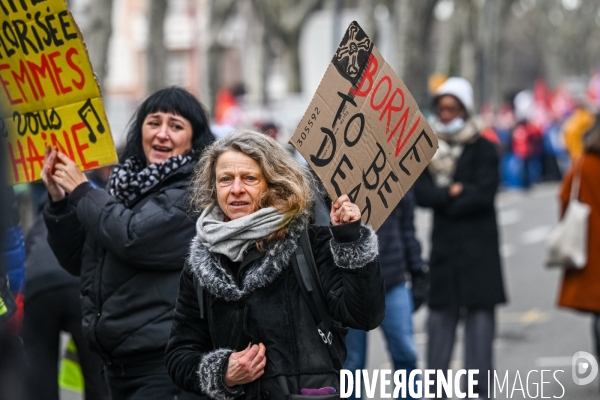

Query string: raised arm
312 220 385 331
43 198 85 276
67 182 195 271
41 146 85 276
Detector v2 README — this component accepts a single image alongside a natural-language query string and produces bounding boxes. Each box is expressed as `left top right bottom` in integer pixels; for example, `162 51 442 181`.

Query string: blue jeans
343 283 419 399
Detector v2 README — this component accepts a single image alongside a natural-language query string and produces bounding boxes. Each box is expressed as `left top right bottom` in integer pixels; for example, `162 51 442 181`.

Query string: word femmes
0 46 85 105
341 369 480 399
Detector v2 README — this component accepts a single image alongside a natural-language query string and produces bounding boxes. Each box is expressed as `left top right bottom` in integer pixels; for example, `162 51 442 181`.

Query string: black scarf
108 152 196 207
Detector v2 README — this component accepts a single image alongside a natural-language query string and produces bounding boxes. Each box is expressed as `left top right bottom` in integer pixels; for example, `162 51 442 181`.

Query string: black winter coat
377 189 423 292
25 207 79 301
414 136 506 309
43 163 196 366
165 215 385 400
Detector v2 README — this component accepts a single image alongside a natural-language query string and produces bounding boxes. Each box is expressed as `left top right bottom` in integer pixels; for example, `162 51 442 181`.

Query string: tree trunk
359 0 378 44
394 0 438 107
454 0 477 103
490 0 517 111
260 28 271 103
394 0 410 78
476 0 509 111
241 0 269 105
146 0 168 95
208 44 225 114
206 0 237 112
282 31 302 93
252 0 323 93
83 0 114 93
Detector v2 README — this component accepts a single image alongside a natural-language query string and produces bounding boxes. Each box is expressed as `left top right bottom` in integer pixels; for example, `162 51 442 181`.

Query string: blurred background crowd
8 0 600 228
3 0 600 399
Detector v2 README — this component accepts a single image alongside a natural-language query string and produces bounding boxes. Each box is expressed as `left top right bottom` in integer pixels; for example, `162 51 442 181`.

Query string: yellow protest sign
0 0 117 185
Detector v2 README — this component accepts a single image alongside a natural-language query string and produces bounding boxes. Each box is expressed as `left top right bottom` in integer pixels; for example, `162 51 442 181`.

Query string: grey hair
189 129 318 220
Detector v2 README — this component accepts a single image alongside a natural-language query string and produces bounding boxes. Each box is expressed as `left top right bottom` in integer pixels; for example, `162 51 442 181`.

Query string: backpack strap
192 273 205 319
291 227 343 370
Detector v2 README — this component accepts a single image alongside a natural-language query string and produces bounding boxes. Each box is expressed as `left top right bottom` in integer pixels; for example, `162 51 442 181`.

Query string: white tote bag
546 160 591 269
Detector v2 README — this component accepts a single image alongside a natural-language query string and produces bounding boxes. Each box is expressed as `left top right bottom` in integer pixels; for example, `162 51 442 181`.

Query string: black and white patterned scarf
108 152 196 207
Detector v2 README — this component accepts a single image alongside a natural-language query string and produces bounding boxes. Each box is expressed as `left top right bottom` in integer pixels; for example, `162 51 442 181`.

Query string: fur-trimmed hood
188 211 310 301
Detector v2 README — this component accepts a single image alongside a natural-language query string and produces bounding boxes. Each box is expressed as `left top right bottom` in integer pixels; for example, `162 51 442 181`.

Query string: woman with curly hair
165 130 385 399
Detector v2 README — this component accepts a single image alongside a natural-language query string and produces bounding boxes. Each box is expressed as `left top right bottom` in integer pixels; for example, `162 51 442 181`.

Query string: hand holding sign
41 145 65 202
52 151 89 194
331 194 361 226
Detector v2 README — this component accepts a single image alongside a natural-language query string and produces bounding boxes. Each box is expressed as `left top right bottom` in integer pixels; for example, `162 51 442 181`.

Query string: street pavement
362 182 600 399
61 183 599 399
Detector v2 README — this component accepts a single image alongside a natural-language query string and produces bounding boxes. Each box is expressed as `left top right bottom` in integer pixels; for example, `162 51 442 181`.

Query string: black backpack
193 227 345 370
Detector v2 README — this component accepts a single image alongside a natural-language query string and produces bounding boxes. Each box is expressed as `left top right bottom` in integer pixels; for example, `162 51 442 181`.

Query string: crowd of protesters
480 76 600 191
1 69 599 400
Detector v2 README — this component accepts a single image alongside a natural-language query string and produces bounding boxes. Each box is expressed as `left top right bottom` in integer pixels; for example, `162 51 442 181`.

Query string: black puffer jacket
43 162 196 366
165 215 385 400
25 206 79 301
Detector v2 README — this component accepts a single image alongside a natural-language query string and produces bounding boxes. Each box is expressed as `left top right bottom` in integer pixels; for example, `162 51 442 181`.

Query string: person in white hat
414 77 507 399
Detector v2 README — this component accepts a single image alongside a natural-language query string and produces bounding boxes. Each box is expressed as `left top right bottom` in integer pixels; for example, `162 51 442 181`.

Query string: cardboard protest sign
0 0 117 185
290 21 438 230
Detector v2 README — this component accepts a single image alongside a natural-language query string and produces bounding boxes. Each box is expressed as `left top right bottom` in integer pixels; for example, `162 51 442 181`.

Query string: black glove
410 267 429 312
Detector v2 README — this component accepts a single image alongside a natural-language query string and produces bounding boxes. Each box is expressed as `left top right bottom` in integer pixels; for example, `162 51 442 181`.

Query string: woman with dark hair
120 87 213 164
40 87 214 399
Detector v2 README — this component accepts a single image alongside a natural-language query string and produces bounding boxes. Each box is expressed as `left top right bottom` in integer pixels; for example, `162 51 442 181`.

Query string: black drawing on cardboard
333 21 373 85
78 99 106 143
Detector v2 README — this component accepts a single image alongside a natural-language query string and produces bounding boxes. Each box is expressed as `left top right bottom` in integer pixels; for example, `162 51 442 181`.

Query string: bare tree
437 0 515 110
82 0 114 92
537 0 600 87
488 0 518 110
359 0 379 44
252 0 324 93
146 0 169 94
394 0 438 106
206 0 237 112
240 0 271 105
495 0 600 95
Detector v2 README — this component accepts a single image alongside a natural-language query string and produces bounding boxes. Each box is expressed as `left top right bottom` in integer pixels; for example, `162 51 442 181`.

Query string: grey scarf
428 118 480 187
196 205 291 262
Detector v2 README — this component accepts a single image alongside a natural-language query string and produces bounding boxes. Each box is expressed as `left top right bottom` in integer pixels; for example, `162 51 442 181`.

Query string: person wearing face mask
40 87 214 399
414 77 507 399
